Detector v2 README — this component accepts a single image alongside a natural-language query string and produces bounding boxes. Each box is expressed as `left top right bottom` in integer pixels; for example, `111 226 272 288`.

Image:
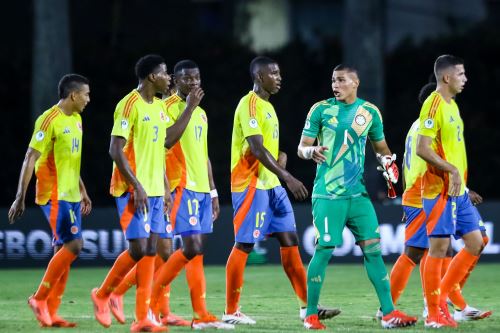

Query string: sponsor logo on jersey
143 115 151 121
424 118 434 129
189 216 198 226
121 119 128 129
249 118 258 128
449 116 455 123
266 112 272 119
355 115 366 126
35 131 45 141
63 127 71 134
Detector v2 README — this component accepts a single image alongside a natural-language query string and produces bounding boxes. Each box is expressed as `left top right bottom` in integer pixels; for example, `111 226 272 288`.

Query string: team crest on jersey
35 130 45 141
424 118 434 129
76 122 83 132
160 111 166 121
121 119 128 129
166 224 172 233
201 114 208 123
249 118 258 128
355 115 366 126
253 230 260 238
189 216 198 226
70 226 79 234
144 223 151 233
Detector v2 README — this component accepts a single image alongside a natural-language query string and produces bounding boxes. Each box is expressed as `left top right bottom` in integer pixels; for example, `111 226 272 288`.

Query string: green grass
0 264 499 332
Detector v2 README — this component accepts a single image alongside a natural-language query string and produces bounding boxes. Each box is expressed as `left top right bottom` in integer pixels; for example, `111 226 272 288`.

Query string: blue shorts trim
404 206 428 249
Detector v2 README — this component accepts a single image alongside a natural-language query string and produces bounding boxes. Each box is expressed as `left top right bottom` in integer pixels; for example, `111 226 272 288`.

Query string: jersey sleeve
111 99 138 139
302 102 323 138
237 97 263 138
28 113 55 154
418 95 442 139
367 104 385 142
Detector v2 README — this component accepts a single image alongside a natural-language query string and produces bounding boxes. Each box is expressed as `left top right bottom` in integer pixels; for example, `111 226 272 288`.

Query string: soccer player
416 55 488 328
90 54 171 332
223 56 339 326
8 74 92 327
297 64 418 329
149 60 234 330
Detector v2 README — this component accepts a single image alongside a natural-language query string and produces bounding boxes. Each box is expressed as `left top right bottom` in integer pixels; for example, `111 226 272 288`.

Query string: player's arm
165 88 204 149
297 136 328 164
277 151 287 168
416 134 461 196
79 177 92 216
207 158 220 221
163 173 172 214
109 135 149 213
246 135 308 201
8 148 41 223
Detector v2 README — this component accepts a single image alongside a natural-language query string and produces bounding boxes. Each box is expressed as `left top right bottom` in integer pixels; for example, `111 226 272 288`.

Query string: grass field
0 263 499 332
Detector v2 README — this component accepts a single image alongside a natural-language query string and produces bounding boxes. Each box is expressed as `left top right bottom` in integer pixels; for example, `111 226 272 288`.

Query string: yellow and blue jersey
231 91 280 192
402 120 427 208
29 106 83 204
110 90 168 197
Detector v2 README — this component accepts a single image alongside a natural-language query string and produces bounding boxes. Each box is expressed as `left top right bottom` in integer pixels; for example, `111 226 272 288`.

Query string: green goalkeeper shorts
312 195 380 247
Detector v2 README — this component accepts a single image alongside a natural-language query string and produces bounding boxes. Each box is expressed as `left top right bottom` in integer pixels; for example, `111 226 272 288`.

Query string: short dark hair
333 64 358 76
174 59 198 75
135 54 165 80
418 82 437 104
58 74 89 99
434 55 464 78
250 56 277 80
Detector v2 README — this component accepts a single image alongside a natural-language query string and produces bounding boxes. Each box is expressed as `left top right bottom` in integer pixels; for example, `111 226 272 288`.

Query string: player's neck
136 83 156 104
436 86 455 103
338 95 357 105
57 100 76 115
253 85 270 101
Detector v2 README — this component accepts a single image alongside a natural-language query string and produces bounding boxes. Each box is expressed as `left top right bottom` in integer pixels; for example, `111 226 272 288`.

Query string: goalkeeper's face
331 70 359 103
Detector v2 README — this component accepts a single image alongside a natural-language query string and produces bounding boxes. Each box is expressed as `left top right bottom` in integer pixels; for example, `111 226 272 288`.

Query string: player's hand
284 175 308 201
303 146 329 164
376 153 399 183
468 189 483 205
8 198 25 224
212 197 220 221
186 87 204 110
133 184 149 216
80 193 92 216
449 167 462 197
163 191 173 214
278 151 287 168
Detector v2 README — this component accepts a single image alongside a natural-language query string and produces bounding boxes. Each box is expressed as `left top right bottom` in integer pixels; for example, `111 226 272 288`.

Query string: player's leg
30 201 82 327
349 196 417 328
390 206 428 305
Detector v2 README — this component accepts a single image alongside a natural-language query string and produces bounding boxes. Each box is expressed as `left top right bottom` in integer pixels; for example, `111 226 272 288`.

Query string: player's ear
147 72 156 83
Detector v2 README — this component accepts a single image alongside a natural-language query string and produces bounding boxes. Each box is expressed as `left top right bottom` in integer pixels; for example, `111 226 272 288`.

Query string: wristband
210 189 218 199
303 146 315 160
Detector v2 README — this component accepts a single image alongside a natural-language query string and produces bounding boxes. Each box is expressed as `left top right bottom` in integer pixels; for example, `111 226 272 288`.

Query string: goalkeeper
297 64 416 330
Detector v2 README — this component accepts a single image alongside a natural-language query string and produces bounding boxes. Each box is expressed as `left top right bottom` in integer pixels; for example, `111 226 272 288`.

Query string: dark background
2 0 500 209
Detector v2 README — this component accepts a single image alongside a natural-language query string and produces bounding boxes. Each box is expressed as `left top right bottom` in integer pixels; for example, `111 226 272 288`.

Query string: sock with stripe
389 253 416 305
362 242 394 315
280 246 307 307
96 250 136 299
225 247 248 314
306 246 332 317
186 254 209 318
34 247 77 300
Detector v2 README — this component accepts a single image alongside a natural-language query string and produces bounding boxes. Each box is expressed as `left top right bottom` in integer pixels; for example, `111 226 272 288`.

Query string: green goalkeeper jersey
302 97 385 199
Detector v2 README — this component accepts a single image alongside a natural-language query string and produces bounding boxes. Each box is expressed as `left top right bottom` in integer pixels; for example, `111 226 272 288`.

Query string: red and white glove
376 153 399 199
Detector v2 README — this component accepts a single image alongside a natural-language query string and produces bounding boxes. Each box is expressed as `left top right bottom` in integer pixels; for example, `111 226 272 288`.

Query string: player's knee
234 242 254 254
64 239 83 255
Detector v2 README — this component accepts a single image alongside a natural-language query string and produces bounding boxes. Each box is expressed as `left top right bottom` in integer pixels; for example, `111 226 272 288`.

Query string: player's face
260 63 282 95
153 63 171 95
448 64 467 94
332 70 358 102
73 84 90 113
175 68 201 96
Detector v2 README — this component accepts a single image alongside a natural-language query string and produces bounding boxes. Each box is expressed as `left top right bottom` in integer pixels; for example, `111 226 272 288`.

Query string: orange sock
34 247 76 300
96 250 136 298
136 255 155 321
150 250 188 312
441 257 452 278
225 247 248 314
419 251 428 299
440 249 478 305
186 254 208 318
424 255 443 318
47 267 69 316
440 256 466 309
280 246 307 306
154 254 165 271
113 265 137 296
152 255 170 316
459 256 479 289
390 253 416 305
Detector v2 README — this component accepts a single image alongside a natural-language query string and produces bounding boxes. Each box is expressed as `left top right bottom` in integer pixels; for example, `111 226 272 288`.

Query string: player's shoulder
35 106 62 129
164 93 182 109
421 91 443 119
360 99 383 121
116 90 140 117
306 99 332 118
236 91 259 115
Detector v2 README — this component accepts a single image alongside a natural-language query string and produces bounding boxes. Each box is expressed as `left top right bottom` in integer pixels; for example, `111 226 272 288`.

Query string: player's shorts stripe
405 209 426 241
48 199 60 242
119 195 136 232
169 187 184 230
425 191 448 235
233 186 257 236
123 95 138 118
427 95 441 119
249 94 257 117
41 109 60 131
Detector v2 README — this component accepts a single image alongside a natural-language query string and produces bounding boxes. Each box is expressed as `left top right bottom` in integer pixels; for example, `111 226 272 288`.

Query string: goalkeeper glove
376 153 399 199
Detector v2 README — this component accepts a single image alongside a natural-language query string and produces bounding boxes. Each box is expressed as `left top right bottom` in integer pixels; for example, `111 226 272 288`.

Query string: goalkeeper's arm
297 135 329 164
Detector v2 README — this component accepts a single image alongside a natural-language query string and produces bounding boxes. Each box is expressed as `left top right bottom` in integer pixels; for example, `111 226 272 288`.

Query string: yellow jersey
402 120 426 207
